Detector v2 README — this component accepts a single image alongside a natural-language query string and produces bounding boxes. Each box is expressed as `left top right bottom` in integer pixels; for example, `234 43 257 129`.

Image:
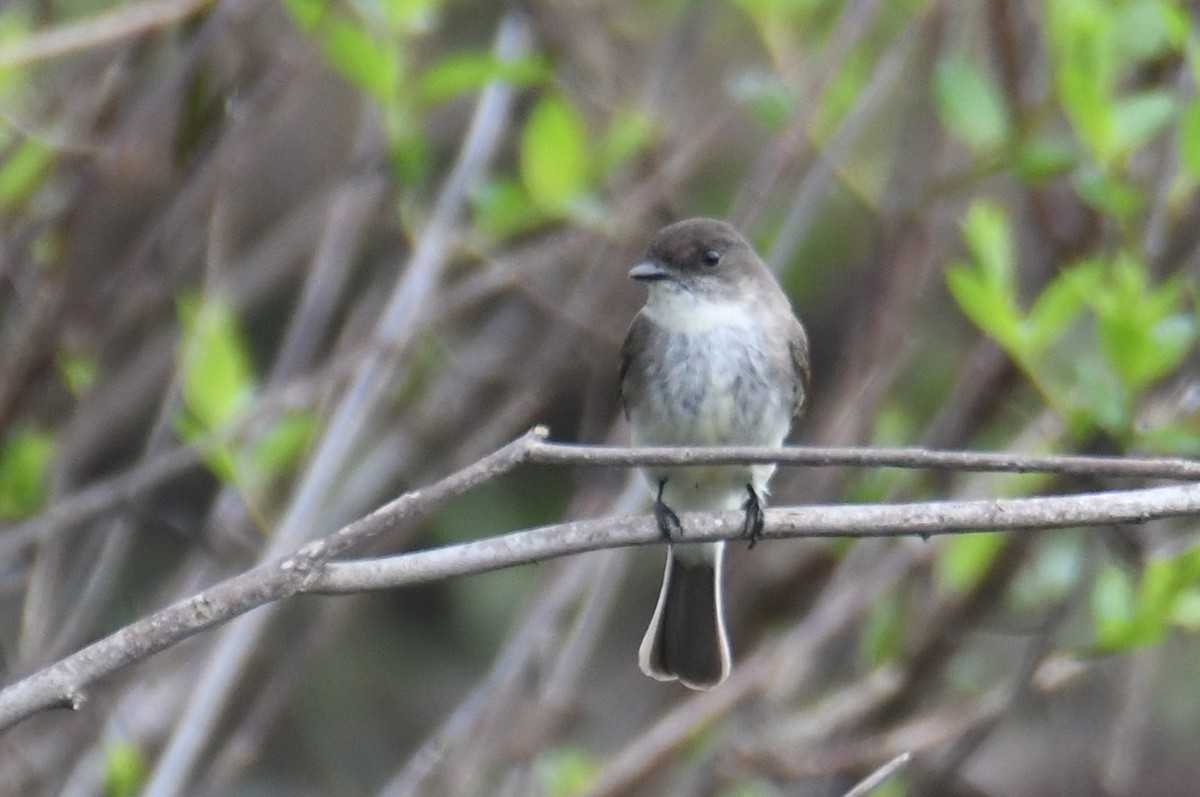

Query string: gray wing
618 312 654 421
788 317 811 418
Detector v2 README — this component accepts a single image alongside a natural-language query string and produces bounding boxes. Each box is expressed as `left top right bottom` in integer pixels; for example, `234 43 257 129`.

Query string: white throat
641 287 753 334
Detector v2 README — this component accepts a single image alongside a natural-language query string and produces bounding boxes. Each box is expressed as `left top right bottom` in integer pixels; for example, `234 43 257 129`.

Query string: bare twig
840 751 913 797
526 440 1200 481
0 0 216 69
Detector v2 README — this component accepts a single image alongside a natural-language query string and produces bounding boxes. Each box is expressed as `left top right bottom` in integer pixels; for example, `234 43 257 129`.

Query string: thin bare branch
0 0 215 69
526 440 1200 481
840 751 913 797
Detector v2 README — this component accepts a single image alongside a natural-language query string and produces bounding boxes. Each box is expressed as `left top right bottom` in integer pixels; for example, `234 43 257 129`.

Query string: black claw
743 485 765 549
654 479 682 541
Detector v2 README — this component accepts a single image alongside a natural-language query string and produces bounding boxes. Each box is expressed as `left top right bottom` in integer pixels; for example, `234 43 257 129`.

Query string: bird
619 217 810 689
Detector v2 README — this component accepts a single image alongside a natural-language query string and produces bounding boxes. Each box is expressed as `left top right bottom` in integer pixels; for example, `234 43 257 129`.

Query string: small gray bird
619 217 810 689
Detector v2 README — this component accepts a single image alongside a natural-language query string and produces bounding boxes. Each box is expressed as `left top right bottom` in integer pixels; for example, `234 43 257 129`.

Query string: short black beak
629 260 669 281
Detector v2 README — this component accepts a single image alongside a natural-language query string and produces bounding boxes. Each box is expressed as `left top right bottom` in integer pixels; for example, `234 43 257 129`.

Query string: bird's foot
654 480 682 541
742 485 765 549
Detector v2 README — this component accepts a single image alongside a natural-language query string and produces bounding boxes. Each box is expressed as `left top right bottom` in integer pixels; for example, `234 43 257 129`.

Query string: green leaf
0 427 53 520
1113 0 1184 61
1091 258 1196 392
932 57 1012 153
945 266 1021 351
1048 0 1116 162
1139 422 1200 456
945 202 1024 352
378 0 441 35
1094 546 1200 651
1110 90 1175 155
390 129 431 187
1178 100 1200 178
248 412 315 477
1074 168 1144 218
282 0 326 31
1072 355 1130 438
322 20 399 104
1014 135 1078 183
538 747 598 797
598 109 654 174
520 93 591 213
727 72 794 131
1093 563 1138 650
962 201 1015 294
103 739 145 797
416 52 548 107
0 138 52 209
936 533 1007 594
176 296 256 432
471 177 545 240
1024 260 1104 353
1172 587 1200 631
56 350 97 397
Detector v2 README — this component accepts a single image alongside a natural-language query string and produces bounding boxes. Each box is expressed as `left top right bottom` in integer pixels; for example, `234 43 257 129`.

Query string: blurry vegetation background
2 0 1200 795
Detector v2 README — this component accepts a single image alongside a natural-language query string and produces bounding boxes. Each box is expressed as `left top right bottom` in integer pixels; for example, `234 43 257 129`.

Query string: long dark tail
638 542 731 689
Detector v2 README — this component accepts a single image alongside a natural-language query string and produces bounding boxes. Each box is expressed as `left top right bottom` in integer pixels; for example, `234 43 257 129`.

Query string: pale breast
628 313 792 449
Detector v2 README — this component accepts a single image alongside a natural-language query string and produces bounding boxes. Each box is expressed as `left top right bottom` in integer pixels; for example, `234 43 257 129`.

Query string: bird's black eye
701 249 721 267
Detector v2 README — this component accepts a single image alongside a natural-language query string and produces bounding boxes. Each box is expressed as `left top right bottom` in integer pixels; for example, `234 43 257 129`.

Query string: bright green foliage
247 412 316 481
473 101 651 240
538 747 598 796
174 296 315 496
936 533 1008 594
174 296 253 483
1179 99 1200 177
281 0 440 187
946 201 1195 440
103 739 145 797
375 0 441 35
56 350 97 397
520 93 592 214
932 57 1012 154
1093 545 1200 651
0 426 53 519
470 177 543 240
416 52 548 107
1038 0 1185 219
282 0 324 31
176 296 256 433
1089 255 1195 393
0 138 51 209
1014 135 1078 183
945 202 1026 357
1046 0 1181 164
321 19 401 105
598 109 654 174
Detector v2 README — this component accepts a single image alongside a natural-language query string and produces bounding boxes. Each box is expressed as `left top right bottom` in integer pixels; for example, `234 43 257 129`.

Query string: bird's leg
653 479 682 541
742 484 765 548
